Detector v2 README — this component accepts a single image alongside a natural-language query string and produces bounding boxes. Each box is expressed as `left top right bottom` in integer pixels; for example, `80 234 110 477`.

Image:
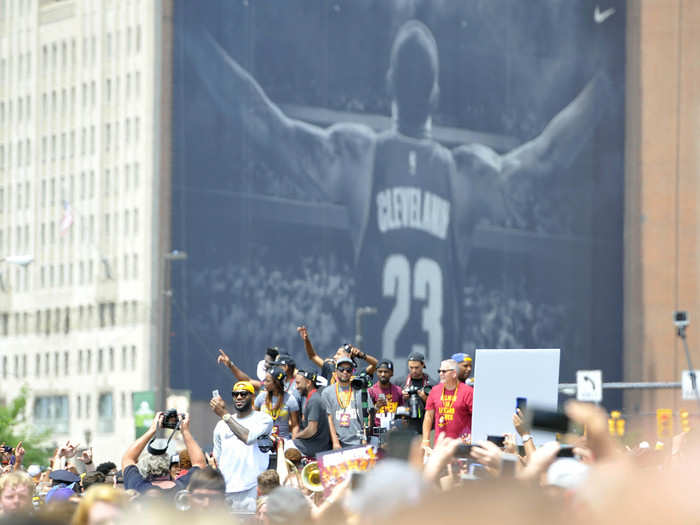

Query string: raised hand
217 348 232 368
297 325 309 341
209 397 227 418
180 412 191 433
206 452 218 470
150 412 164 433
59 440 79 458
15 441 25 461
512 408 529 436
470 440 504 476
503 433 518 455
517 441 560 481
80 447 92 464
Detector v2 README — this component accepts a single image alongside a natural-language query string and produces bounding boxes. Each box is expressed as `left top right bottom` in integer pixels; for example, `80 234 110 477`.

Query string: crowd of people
2 326 698 524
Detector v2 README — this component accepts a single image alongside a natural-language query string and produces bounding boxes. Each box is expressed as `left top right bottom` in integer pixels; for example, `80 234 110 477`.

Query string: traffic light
607 411 625 437
680 410 690 433
656 408 673 440
616 418 625 436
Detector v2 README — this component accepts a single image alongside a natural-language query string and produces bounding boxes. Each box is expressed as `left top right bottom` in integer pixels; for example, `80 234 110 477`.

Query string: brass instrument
301 461 323 492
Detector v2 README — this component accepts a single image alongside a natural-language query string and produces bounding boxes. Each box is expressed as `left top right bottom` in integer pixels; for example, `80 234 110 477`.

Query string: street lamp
157 250 188 411
355 306 377 349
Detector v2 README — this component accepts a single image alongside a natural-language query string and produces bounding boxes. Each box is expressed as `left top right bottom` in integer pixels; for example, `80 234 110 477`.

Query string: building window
98 393 114 433
109 347 114 371
34 395 69 434
97 348 103 372
131 345 136 371
78 349 83 374
77 396 82 419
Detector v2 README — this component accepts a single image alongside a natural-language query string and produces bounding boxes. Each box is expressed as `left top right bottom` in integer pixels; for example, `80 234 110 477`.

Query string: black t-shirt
123 464 199 495
293 389 331 457
391 374 432 429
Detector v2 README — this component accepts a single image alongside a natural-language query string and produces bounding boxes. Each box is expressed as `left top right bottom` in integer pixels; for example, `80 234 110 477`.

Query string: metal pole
159 251 187 411
354 307 377 349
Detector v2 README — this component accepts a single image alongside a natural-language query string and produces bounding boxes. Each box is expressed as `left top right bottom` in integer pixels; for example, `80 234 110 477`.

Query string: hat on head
336 356 355 368
297 369 317 383
407 351 425 363
27 464 42 477
265 487 311 525
451 352 472 363
271 354 295 367
377 359 394 371
49 469 81 485
170 454 180 466
546 458 589 490
232 381 256 395
45 486 75 504
266 346 280 360
268 366 286 383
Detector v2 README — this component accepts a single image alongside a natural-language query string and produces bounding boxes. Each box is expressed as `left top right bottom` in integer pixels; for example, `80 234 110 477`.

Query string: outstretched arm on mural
184 27 375 204
216 348 262 391
450 70 614 259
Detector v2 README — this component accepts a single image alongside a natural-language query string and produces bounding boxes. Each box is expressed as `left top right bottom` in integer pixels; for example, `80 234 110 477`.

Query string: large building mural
170 0 626 401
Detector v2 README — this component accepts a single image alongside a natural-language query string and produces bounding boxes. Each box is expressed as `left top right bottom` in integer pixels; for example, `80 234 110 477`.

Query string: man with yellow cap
210 380 273 509
451 353 474 387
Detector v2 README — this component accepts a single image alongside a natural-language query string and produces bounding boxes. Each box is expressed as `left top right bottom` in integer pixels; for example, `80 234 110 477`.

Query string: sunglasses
337 367 353 373
437 369 455 374
232 391 250 398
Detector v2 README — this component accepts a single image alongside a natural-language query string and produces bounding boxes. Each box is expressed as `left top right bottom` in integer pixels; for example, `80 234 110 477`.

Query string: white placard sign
576 370 603 402
682 370 700 400
471 349 560 445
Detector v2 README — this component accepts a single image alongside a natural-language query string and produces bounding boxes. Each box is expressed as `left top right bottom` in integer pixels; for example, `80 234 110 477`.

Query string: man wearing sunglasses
321 357 375 449
422 359 473 449
210 381 273 507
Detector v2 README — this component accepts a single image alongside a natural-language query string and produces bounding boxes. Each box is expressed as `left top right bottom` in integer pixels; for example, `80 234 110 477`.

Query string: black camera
405 384 431 397
162 409 180 430
405 384 431 419
350 371 372 390
257 434 275 453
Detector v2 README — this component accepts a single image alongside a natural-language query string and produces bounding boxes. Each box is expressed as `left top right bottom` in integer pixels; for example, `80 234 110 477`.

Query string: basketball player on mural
185 18 613 374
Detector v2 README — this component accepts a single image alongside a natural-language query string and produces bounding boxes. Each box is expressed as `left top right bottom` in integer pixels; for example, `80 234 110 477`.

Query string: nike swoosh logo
594 5 616 24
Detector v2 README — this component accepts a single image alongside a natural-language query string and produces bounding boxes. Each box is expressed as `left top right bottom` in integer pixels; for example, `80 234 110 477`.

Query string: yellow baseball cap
232 381 255 394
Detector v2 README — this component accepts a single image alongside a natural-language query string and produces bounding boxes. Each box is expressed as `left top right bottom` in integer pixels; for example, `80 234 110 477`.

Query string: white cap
545 458 589 490
27 464 41 477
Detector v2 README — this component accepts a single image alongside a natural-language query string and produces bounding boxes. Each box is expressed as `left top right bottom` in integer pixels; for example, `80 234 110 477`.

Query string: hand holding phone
516 397 527 413
212 389 220 399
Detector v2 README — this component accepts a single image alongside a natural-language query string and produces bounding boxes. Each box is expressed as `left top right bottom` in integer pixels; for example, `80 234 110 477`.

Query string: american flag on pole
60 199 74 234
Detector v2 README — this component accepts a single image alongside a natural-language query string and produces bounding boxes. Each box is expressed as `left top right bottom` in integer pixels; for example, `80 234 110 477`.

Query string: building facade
0 0 165 456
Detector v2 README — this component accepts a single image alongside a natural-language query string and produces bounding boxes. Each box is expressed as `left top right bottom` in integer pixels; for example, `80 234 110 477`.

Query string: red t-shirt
368 382 404 427
425 382 473 440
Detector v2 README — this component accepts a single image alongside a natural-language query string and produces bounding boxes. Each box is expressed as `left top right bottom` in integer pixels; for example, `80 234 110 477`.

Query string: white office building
0 0 170 457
